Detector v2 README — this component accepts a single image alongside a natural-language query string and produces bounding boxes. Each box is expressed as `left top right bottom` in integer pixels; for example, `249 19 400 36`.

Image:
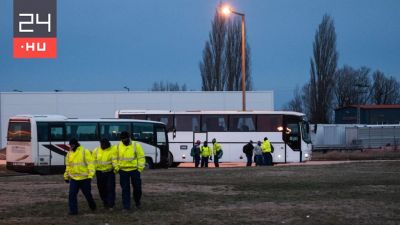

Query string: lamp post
221 5 246 111
123 86 130 92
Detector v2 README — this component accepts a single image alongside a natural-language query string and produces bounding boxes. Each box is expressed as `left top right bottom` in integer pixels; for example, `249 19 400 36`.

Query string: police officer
200 141 211 168
115 131 145 211
212 138 222 167
261 137 273 166
92 138 117 210
64 138 96 215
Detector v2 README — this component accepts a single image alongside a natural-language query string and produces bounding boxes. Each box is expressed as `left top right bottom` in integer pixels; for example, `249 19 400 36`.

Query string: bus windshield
8 121 31 142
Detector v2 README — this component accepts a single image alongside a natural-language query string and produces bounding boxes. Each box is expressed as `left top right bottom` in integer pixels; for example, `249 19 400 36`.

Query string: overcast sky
1 0 399 109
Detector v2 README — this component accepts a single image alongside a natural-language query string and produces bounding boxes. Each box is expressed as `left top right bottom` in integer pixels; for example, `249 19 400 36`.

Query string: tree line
284 14 400 123
149 10 399 124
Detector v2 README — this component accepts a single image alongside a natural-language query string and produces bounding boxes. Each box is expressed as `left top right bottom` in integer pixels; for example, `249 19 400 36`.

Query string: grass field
312 148 400 161
0 161 399 225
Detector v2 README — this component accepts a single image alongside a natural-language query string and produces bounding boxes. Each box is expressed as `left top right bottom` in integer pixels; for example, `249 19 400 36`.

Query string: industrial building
0 91 274 148
335 105 400 124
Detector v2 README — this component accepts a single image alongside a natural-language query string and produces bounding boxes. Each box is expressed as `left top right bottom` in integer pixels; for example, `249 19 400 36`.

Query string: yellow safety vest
92 146 117 172
261 140 272 153
115 141 146 172
213 143 222 156
64 146 95 180
200 146 211 157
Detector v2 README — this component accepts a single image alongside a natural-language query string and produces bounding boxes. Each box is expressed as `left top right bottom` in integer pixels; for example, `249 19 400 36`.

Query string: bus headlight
278 155 281 158
182 154 186 159
305 153 309 158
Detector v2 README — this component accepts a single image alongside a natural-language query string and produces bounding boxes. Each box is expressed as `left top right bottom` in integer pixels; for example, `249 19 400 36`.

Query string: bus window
50 126 64 141
257 115 282 132
37 122 49 141
156 127 167 146
132 122 154 145
174 115 200 132
202 115 227 132
229 115 255 131
283 116 301 151
7 120 31 142
147 115 173 131
99 123 130 141
301 122 311 144
66 123 98 141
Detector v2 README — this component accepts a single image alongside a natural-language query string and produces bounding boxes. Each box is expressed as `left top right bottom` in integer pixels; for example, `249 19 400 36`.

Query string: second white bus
116 110 312 166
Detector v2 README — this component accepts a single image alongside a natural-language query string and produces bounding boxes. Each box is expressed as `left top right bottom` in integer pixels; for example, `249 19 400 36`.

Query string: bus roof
116 110 305 117
9 114 166 125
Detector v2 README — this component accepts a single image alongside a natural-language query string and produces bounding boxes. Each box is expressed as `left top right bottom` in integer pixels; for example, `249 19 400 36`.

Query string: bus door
43 123 66 173
155 124 168 168
283 116 302 162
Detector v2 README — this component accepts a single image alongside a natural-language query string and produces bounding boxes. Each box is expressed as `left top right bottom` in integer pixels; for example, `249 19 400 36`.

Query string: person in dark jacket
191 140 201 168
243 140 254 167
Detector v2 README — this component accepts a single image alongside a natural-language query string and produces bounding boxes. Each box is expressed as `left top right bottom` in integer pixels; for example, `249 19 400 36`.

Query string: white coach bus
6 115 169 174
116 110 312 166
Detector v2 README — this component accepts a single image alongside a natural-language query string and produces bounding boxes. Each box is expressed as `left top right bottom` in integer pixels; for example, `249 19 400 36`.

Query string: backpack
217 149 223 159
190 146 195 157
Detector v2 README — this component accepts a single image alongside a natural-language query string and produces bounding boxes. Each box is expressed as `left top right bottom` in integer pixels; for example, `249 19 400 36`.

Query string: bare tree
200 42 214 91
371 71 400 104
283 86 304 112
306 14 338 123
150 81 187 91
200 11 226 91
334 65 371 107
200 9 252 91
225 18 252 91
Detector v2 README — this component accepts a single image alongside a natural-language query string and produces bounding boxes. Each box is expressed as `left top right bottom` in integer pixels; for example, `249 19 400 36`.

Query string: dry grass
312 148 400 161
0 161 400 225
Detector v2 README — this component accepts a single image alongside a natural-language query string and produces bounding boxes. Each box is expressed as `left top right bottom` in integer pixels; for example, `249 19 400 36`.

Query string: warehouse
0 91 273 148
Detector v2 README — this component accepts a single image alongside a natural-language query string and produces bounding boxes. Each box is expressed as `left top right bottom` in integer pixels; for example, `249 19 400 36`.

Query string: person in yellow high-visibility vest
200 141 211 168
115 131 146 211
212 138 222 167
261 137 273 166
64 138 96 215
92 138 117 210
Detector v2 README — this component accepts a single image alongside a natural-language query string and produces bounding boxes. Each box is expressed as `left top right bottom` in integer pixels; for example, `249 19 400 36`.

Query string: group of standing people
191 137 273 168
191 138 223 168
63 131 145 215
243 137 274 167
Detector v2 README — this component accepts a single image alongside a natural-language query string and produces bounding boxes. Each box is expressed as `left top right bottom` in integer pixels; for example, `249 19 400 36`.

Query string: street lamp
123 86 130 92
220 4 247 111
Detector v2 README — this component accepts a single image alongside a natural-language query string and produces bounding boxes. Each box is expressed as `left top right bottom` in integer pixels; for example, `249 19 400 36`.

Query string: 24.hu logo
13 0 57 58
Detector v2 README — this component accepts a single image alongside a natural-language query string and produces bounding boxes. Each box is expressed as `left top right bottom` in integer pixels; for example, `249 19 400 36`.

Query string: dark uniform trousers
201 157 209 167
119 170 142 210
96 171 116 208
69 179 96 214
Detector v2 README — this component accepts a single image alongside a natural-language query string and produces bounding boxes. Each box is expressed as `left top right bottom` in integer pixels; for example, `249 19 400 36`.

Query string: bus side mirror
172 128 176 139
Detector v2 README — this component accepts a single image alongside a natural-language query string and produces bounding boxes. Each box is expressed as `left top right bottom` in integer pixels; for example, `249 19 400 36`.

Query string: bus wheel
145 157 154 169
167 152 174 167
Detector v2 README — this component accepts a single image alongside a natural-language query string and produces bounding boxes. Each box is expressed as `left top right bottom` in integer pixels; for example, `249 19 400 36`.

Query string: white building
0 91 274 148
